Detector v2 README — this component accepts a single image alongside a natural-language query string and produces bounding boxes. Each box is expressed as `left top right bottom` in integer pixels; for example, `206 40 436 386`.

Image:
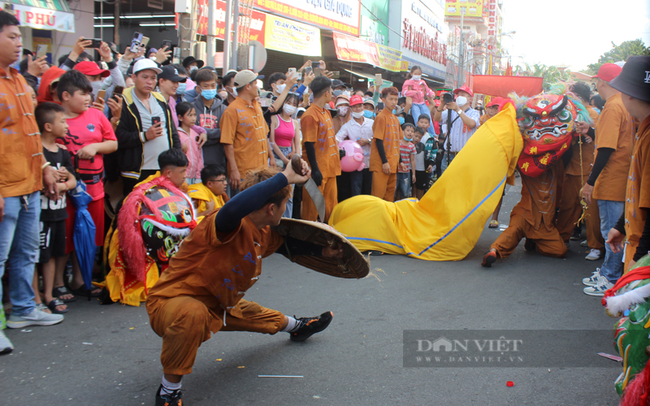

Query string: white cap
133 59 162 75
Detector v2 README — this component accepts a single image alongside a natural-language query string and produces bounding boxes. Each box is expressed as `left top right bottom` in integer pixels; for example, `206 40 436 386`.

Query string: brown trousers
302 176 337 222
492 213 568 259
149 297 284 375
556 174 604 250
371 170 397 202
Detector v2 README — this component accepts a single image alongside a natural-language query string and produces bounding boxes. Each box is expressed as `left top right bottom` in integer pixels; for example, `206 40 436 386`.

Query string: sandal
488 220 499 228
70 284 102 298
47 299 68 314
35 303 51 313
53 286 76 303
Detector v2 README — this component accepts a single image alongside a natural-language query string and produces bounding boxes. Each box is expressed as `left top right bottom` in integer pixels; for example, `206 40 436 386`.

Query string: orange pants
556 174 604 250
492 213 567 259
148 297 284 375
302 176 337 222
371 170 397 202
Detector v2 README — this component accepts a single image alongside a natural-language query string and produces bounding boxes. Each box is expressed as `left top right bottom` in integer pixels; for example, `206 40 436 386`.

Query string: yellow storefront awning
4 0 76 33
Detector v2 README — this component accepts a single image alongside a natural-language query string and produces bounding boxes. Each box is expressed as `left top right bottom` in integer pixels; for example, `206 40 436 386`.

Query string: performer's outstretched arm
215 173 289 234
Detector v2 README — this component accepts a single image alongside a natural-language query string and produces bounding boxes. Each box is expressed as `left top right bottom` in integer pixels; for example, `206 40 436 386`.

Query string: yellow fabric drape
329 104 523 261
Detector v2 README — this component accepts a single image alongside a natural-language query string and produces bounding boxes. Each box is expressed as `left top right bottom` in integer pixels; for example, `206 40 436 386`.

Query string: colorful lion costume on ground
328 84 591 261
103 176 196 306
603 256 650 405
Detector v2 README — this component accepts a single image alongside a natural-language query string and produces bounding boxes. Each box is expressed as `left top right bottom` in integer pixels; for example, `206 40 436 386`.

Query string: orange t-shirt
369 109 402 173
624 115 650 248
147 212 284 333
300 104 341 178
0 67 43 198
220 97 270 177
593 93 635 202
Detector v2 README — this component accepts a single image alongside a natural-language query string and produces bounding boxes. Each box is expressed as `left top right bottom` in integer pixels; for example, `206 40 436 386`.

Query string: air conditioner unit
175 0 192 14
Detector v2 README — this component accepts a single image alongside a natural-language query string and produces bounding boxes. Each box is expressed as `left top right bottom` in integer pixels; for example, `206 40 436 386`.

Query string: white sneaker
0 329 13 355
580 240 588 247
585 249 602 261
6 308 64 329
583 275 614 297
582 268 601 286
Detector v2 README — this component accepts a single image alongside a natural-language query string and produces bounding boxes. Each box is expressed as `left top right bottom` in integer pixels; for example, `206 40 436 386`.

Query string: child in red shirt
57 70 118 297
396 123 417 200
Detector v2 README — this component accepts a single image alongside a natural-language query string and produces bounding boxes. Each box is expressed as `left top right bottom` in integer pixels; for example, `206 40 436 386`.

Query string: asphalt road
0 182 622 406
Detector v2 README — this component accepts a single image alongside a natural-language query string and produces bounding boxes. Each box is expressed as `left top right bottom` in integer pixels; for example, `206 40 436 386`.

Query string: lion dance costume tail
329 104 522 261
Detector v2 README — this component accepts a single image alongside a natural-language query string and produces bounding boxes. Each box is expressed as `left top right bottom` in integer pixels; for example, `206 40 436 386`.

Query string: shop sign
13 4 75 33
254 0 361 36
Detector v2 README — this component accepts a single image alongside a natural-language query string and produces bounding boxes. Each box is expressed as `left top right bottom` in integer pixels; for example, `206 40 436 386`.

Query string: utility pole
113 0 120 47
223 0 233 71
230 0 240 71
207 0 216 68
457 7 465 87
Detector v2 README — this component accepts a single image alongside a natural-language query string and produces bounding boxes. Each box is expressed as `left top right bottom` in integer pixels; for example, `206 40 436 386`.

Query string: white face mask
343 90 351 98
412 75 421 81
456 96 468 107
351 111 364 119
275 83 286 94
230 87 238 97
337 106 350 116
91 80 102 98
190 66 198 73
283 104 297 115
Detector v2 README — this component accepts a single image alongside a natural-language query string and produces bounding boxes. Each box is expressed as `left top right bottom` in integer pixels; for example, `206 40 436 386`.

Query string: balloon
339 140 365 172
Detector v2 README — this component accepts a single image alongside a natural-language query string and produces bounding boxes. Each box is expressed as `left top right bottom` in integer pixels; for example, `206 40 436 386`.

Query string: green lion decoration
603 254 650 404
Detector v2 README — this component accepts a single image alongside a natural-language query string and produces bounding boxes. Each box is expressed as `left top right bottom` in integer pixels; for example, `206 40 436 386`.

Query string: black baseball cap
158 65 187 83
331 79 347 89
609 55 650 103
182 56 204 69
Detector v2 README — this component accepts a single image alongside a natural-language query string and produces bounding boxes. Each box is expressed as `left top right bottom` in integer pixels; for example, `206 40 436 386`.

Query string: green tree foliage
515 63 572 91
587 39 650 74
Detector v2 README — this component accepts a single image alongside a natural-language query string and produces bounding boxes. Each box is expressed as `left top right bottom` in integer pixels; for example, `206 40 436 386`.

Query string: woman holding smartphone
269 93 300 217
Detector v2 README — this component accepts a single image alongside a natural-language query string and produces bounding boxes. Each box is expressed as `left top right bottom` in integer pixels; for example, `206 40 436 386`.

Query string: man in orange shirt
605 56 650 273
556 82 604 261
301 76 341 222
146 162 342 406
0 11 63 354
220 70 275 196
370 87 402 201
580 63 635 296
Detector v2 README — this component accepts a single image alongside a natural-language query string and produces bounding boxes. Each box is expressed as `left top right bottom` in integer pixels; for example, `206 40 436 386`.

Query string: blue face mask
363 110 374 119
398 116 405 125
200 87 217 100
404 137 413 142
176 82 187 95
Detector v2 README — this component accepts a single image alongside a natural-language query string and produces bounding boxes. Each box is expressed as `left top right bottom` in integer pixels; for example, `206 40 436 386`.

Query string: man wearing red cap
336 94 374 196
433 85 480 172
66 39 126 107
604 56 650 274
578 63 635 296
480 97 501 125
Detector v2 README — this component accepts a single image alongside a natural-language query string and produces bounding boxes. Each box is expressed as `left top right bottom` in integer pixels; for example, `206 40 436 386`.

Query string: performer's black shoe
481 251 497 267
290 311 333 342
155 384 183 406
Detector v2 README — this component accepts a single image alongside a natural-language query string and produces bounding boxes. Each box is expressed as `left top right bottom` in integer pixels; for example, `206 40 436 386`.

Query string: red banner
472 75 543 98
332 32 380 66
194 0 266 45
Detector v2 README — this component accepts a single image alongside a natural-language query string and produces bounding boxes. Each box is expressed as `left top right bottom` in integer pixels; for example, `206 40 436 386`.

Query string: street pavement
0 182 622 405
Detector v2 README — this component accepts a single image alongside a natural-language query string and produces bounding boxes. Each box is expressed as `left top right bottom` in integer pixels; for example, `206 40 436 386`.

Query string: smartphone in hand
130 32 143 53
88 38 103 49
152 117 161 127
112 86 124 99
36 44 48 59
97 90 106 101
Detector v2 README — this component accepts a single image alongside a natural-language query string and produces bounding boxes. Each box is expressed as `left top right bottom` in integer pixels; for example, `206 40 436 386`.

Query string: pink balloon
339 140 365 172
